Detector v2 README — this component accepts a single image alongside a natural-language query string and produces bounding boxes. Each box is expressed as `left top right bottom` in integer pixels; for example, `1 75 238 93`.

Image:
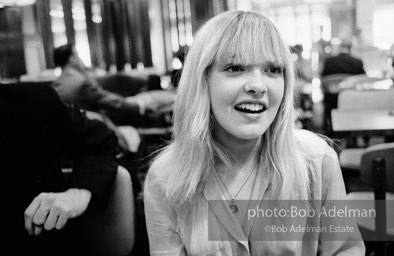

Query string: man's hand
24 188 92 235
126 90 175 114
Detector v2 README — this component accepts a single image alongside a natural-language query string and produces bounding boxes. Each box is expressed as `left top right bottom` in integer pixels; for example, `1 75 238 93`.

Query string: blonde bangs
215 12 289 67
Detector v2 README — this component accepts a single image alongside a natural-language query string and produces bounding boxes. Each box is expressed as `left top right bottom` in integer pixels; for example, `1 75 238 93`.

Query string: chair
337 89 394 171
347 143 394 256
320 74 353 136
65 166 135 256
337 88 394 111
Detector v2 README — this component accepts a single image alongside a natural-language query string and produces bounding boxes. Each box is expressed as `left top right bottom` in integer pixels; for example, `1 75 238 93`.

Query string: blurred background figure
291 44 314 130
312 25 332 76
320 39 367 137
52 44 163 128
322 39 365 77
291 44 313 83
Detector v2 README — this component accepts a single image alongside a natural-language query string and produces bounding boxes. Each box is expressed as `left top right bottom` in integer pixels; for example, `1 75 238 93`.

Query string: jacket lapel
243 170 271 238
203 175 249 250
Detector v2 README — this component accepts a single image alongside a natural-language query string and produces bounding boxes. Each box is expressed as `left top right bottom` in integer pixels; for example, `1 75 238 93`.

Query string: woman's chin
229 130 265 141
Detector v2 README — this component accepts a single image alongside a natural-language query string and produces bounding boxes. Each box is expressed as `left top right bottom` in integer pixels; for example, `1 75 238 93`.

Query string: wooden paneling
35 0 54 68
99 0 153 70
119 0 131 66
0 7 26 78
190 0 213 33
101 0 116 70
109 0 126 70
124 0 153 68
84 0 97 66
1 0 156 75
160 0 172 71
62 0 75 45
125 0 138 67
138 0 152 67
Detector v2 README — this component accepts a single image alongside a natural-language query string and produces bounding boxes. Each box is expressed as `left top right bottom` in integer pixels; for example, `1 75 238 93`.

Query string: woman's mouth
234 103 266 114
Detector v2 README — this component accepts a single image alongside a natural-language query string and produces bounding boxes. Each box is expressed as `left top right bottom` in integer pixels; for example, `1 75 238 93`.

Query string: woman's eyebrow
263 61 284 67
215 59 285 67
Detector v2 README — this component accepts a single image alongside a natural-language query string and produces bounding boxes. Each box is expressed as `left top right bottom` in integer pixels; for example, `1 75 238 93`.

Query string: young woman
144 11 365 255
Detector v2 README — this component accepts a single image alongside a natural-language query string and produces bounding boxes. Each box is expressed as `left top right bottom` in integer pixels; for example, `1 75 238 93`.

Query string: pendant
229 199 238 214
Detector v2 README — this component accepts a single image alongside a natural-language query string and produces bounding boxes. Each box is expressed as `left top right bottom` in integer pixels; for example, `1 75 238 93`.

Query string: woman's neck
214 130 261 169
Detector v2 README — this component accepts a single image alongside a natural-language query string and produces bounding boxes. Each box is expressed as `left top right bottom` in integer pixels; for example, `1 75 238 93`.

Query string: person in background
312 25 331 76
322 39 365 77
291 44 313 83
290 44 314 129
144 11 365 255
0 83 118 255
321 39 366 138
52 44 160 127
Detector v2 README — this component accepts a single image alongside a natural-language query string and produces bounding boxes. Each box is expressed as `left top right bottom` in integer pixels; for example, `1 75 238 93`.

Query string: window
373 3 394 50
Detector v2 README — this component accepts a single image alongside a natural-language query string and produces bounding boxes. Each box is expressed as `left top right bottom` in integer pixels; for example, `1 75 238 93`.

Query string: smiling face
209 61 285 143
172 11 293 150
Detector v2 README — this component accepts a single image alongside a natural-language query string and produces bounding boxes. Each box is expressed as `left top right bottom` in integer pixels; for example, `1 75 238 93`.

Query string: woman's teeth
234 103 265 113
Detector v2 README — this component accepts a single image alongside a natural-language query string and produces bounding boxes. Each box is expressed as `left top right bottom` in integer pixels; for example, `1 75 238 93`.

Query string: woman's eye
224 65 244 73
266 66 283 74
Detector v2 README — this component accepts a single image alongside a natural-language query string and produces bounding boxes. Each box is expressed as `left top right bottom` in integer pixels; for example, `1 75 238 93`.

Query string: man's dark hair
53 44 74 68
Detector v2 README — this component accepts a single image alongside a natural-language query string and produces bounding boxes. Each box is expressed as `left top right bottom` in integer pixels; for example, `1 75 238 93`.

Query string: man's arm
77 75 145 115
53 68 143 115
24 86 119 235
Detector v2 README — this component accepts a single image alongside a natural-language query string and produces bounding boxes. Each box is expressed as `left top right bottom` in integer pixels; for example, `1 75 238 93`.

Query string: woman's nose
244 72 267 95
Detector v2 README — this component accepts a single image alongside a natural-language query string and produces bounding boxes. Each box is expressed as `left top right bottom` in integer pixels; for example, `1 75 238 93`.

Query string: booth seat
64 166 135 256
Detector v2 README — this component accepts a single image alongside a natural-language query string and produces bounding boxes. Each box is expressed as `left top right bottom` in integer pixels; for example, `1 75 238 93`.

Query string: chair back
360 143 394 193
337 88 394 110
321 74 354 135
65 166 135 256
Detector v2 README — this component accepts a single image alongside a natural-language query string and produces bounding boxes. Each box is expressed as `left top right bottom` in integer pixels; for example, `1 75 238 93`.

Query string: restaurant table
331 109 394 136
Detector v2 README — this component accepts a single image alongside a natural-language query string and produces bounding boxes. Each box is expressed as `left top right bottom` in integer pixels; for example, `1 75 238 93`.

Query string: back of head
340 39 352 54
53 44 74 68
291 44 303 57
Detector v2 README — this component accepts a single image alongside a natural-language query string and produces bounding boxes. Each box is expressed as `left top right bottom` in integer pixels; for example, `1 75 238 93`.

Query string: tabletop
331 109 394 135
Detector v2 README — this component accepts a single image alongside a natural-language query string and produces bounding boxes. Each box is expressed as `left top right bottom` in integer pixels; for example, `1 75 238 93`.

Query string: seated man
0 83 119 255
52 44 160 127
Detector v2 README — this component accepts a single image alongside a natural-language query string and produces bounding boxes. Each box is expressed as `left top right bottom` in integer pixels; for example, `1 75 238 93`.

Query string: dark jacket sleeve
48 86 119 208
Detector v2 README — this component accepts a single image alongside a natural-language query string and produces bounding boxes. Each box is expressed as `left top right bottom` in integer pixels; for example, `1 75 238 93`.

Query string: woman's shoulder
294 129 336 159
295 130 345 200
144 146 174 191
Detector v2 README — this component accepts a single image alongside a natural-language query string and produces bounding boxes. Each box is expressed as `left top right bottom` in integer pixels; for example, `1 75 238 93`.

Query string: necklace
216 166 256 214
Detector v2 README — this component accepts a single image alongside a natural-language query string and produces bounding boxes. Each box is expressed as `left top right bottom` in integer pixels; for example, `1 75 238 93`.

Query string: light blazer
144 130 365 256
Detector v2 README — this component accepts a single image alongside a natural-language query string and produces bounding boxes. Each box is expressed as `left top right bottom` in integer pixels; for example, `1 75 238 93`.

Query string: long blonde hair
150 10 312 210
